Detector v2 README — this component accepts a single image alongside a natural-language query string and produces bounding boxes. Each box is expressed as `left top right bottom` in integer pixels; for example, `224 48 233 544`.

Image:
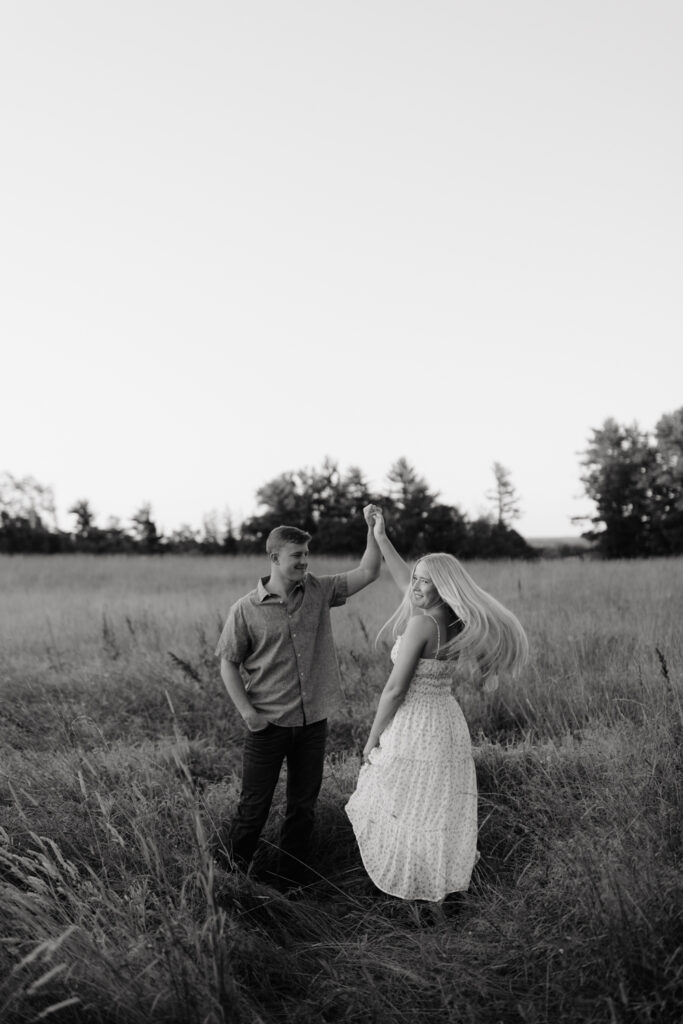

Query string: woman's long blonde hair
378 553 528 679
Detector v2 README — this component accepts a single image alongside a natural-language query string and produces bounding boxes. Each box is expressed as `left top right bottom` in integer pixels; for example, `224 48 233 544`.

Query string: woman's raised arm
367 508 411 593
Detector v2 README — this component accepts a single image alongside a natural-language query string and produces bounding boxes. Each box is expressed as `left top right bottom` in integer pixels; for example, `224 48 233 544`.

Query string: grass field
1 554 682 1024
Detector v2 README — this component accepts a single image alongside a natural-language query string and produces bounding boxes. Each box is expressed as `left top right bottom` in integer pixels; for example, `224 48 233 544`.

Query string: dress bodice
390 634 459 691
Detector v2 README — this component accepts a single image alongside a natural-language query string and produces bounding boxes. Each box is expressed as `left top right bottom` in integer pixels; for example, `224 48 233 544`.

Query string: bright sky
2 1 682 539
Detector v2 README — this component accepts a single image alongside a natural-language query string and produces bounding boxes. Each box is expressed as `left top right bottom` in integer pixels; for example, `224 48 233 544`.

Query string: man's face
273 542 309 582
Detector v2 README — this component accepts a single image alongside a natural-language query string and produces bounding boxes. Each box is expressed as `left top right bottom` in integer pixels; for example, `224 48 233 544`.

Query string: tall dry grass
0 554 682 1023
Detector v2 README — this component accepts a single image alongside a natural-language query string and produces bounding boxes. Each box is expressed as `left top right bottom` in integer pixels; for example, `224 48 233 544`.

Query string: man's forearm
359 525 382 579
346 512 383 595
220 660 259 720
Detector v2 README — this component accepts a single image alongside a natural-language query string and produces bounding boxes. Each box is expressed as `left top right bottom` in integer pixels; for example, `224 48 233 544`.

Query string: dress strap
424 613 441 659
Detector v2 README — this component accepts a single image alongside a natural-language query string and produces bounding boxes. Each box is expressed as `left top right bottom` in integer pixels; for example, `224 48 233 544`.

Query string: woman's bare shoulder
404 614 434 638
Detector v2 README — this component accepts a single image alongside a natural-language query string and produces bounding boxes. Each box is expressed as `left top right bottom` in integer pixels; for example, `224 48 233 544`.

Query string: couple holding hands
215 504 527 901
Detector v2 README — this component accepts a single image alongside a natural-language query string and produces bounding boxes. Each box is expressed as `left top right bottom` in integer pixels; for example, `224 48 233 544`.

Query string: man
214 507 381 890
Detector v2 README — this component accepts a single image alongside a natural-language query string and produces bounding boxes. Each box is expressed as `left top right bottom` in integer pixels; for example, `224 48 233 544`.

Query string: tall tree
487 462 521 526
130 503 162 553
0 473 58 530
578 418 656 557
385 457 437 556
650 407 683 554
0 473 62 552
421 502 469 555
200 510 222 552
314 464 375 553
340 465 373 517
68 498 96 538
222 510 239 554
240 471 315 550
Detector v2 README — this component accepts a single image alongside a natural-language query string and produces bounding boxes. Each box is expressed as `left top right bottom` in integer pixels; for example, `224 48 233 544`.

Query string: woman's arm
369 509 412 593
362 615 431 760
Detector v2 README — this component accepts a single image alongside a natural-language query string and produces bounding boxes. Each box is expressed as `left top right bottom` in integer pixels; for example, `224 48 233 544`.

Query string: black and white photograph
1 2 682 1022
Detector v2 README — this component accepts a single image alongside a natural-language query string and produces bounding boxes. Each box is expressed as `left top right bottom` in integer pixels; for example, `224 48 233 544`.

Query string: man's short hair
266 526 312 554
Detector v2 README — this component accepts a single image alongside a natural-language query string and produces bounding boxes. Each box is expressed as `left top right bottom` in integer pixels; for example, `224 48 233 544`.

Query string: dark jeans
224 718 328 884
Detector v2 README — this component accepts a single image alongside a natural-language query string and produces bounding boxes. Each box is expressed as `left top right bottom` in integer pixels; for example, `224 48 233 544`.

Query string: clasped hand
362 503 386 539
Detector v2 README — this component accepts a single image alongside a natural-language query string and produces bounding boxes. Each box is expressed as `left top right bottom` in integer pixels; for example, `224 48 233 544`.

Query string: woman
345 508 528 902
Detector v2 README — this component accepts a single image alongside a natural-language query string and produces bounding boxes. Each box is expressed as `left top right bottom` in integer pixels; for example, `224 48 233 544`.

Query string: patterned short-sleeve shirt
215 572 349 726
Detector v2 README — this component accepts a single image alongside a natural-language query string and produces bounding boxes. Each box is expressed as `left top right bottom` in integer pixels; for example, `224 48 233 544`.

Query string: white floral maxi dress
345 636 478 901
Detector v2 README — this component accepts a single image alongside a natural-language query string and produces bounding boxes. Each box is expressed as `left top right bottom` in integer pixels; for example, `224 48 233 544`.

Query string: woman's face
411 561 440 609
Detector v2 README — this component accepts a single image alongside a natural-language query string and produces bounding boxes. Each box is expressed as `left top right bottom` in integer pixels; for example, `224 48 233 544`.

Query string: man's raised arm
344 504 382 596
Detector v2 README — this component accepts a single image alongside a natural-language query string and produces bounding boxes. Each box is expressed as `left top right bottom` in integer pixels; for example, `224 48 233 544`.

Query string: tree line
575 406 683 557
0 459 534 559
3 406 682 560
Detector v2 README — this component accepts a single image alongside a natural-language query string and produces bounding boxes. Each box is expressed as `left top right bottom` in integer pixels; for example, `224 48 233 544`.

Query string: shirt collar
257 575 306 602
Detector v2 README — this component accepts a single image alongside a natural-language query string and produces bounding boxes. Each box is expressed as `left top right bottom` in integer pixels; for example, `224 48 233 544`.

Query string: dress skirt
345 672 478 901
